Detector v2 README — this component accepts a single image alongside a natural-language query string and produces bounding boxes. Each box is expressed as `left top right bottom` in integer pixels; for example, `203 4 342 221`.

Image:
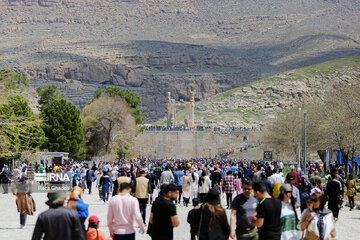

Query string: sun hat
45 191 67 206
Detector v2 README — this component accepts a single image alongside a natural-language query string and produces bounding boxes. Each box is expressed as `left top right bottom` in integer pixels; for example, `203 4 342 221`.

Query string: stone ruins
166 92 195 128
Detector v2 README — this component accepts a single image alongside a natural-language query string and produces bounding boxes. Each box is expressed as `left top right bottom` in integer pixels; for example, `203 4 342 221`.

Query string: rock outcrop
1 1 360 122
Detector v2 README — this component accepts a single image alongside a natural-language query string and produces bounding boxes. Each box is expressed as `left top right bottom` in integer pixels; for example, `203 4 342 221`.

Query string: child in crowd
187 198 201 240
86 215 110 240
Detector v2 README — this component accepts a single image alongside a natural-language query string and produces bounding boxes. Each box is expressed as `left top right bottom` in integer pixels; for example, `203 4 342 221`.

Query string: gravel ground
0 187 359 240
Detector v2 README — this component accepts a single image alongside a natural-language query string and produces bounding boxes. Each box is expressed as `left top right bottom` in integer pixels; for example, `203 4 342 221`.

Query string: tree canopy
82 93 136 156
36 85 63 109
94 87 144 124
0 70 46 155
41 99 86 159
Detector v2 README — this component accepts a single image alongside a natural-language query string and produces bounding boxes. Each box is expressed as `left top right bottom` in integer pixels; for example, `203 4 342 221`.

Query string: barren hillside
1 0 360 122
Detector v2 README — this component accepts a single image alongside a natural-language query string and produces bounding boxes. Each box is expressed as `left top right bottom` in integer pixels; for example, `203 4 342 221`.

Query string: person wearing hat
289 165 301 187
286 173 300 208
32 191 85 240
87 216 110 240
12 174 34 228
197 188 230 240
278 184 299 240
1 165 11 194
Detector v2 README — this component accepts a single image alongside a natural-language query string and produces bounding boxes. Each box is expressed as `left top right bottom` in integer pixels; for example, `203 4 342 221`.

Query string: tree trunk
351 147 357 177
340 148 349 177
105 121 114 154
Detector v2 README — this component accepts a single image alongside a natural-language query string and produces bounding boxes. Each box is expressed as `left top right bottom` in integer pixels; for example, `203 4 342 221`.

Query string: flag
326 147 330 171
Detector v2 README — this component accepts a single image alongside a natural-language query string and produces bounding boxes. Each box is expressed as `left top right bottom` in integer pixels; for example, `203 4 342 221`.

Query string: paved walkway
0 188 358 240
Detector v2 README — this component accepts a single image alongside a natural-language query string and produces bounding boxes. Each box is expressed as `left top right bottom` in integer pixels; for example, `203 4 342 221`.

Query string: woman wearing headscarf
197 189 230 240
346 174 356 211
278 184 299 240
99 171 113 203
299 188 336 240
190 168 199 200
68 186 89 231
198 171 211 203
181 169 193 207
12 175 34 228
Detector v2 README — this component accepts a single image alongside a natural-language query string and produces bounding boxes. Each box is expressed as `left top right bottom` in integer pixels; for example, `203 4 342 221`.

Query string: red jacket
290 170 301 187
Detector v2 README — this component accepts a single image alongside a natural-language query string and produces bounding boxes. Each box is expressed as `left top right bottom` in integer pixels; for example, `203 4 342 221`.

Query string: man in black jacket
326 173 342 219
32 191 85 240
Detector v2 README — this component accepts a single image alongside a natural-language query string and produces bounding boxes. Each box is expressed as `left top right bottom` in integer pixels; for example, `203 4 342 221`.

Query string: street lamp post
303 110 307 175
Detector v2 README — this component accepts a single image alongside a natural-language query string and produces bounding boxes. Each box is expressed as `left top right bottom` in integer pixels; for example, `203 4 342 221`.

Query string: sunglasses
311 198 318 203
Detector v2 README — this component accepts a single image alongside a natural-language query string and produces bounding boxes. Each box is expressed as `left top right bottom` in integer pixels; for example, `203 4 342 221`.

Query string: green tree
36 85 63 109
94 87 144 124
0 96 46 154
41 99 86 159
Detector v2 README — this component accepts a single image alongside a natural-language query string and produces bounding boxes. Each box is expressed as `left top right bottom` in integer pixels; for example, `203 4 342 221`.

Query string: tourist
85 165 95 194
190 169 199 200
99 171 113 203
298 176 312 213
96 169 103 199
146 168 158 204
187 198 201 240
1 165 11 194
32 191 85 240
251 182 282 240
135 170 152 224
288 166 301 187
299 188 336 239
107 183 145 240
309 171 322 191
278 184 299 240
198 171 211 203
286 173 300 207
173 166 184 204
223 170 235 209
68 186 89 231
86 215 110 240
230 179 258 240
234 172 243 196
197 189 230 240
181 169 193 207
12 174 34 228
160 165 174 185
149 184 179 240
210 167 222 194
326 172 342 219
346 174 356 211
113 170 131 196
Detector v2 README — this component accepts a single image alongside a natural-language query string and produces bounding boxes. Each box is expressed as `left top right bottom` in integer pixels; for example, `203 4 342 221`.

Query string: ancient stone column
188 91 195 128
167 92 172 127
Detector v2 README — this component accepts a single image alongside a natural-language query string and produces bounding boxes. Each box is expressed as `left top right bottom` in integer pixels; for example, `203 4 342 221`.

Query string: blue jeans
113 233 135 240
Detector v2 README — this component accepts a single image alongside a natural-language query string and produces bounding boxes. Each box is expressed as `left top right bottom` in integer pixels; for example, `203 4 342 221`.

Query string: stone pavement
0 187 359 240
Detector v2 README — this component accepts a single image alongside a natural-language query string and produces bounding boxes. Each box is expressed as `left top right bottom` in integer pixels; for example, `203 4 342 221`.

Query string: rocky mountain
191 55 360 128
1 0 360 122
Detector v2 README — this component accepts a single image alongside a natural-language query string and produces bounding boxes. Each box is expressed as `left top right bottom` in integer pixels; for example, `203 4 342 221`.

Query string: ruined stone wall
135 131 255 159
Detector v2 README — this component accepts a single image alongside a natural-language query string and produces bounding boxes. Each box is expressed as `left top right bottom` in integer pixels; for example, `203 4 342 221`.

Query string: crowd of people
0 158 357 240
145 125 260 133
